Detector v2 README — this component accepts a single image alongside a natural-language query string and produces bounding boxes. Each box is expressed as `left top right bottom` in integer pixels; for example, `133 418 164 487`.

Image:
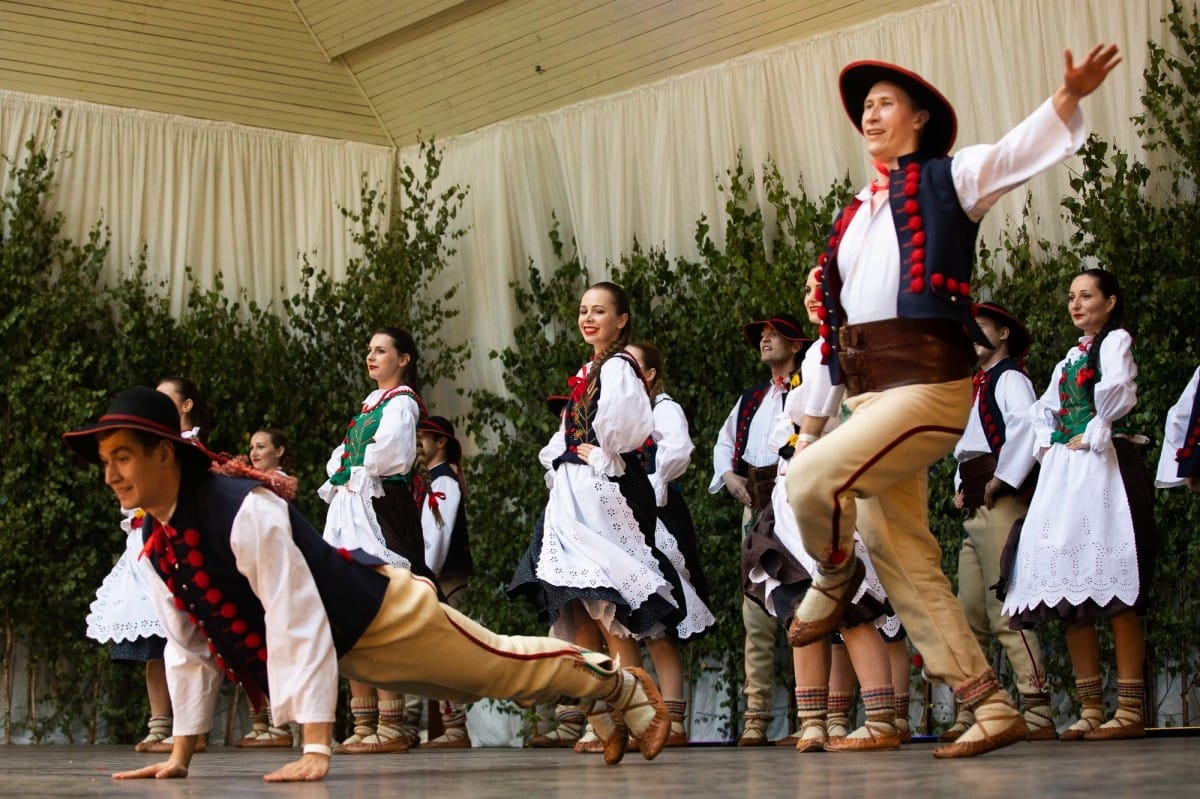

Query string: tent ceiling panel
0 0 934 146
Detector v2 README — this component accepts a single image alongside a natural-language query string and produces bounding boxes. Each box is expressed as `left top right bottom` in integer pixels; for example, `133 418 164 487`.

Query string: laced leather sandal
585 705 630 765
573 724 608 754
1059 706 1104 742
938 710 974 742
794 719 827 753
527 714 583 748
606 668 669 762
1022 704 1058 741
423 727 472 749
787 559 866 648
1083 702 1145 741
337 723 413 754
931 701 1027 759
737 717 770 747
824 721 901 752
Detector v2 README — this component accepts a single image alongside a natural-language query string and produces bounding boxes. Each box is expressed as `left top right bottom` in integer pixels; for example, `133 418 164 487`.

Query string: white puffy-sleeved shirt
649 393 694 507
709 379 787 493
542 356 656 478
1030 331 1137 457
1157 366 1200 487
142 488 338 736
954 364 1039 490
826 99 1087 406
420 467 462 576
318 389 420 567
321 389 419 490
767 344 840 476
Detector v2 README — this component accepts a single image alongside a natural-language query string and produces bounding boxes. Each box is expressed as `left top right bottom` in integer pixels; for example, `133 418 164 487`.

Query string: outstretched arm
1053 43 1121 123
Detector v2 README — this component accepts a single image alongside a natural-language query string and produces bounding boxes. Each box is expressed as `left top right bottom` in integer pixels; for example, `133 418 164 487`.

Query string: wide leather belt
837 317 976 397
744 464 777 517
958 453 997 511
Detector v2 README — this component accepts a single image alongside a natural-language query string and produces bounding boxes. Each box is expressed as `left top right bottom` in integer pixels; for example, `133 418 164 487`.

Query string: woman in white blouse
509 283 712 759
1001 268 1156 741
626 340 715 747
319 327 429 754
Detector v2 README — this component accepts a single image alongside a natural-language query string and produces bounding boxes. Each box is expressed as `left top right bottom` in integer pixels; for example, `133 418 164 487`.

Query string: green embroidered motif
329 388 419 487
1051 351 1128 444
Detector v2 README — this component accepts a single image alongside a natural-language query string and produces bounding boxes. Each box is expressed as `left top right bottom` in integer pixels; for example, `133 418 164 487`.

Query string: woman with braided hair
1001 268 1156 741
510 282 704 760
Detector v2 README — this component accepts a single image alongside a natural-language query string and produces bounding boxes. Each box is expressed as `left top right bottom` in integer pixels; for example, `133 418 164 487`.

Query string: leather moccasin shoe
787 560 866 648
932 714 1027 758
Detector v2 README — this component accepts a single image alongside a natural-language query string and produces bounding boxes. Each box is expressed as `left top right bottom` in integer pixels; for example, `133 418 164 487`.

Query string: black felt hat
419 415 462 464
839 60 957 158
63 386 215 470
973 303 1032 359
743 313 809 348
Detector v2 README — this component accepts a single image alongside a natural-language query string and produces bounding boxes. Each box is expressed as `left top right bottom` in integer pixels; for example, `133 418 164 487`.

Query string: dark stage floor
3 735 1198 798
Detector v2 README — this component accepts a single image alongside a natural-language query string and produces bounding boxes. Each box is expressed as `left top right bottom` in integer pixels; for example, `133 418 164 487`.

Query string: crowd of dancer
63 37 1200 785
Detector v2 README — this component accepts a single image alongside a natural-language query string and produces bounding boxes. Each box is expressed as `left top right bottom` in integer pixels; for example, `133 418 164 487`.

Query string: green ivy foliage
0 129 467 742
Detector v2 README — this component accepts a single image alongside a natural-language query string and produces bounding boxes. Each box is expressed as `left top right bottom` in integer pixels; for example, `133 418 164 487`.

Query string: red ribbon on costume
138 519 176 563
869 159 890 195
426 490 446 511
971 370 988 402
567 365 589 403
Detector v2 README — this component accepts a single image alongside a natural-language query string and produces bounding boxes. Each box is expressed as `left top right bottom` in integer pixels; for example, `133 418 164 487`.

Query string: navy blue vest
423 462 474 577
817 153 986 384
976 357 1029 456
557 352 646 468
732 379 790 473
143 474 390 702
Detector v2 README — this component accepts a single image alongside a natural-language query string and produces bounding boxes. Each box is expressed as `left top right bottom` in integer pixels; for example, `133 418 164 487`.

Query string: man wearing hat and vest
414 414 476 748
710 314 808 745
65 387 670 783
783 44 1121 757
941 303 1054 743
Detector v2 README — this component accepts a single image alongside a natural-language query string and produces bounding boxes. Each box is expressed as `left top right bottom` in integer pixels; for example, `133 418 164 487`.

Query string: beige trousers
339 566 616 704
959 496 1047 693
741 506 778 713
785 378 992 688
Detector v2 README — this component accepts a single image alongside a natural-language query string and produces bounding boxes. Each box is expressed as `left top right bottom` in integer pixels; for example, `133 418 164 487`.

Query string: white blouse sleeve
802 342 843 419
421 473 462 576
766 389 802 458
589 357 654 477
230 488 339 727
324 443 345 479
362 394 419 477
709 401 739 494
539 427 567 470
952 98 1086 222
1157 366 1200 487
1030 359 1068 455
650 398 694 505
1083 329 1138 453
539 426 566 490
993 369 1039 488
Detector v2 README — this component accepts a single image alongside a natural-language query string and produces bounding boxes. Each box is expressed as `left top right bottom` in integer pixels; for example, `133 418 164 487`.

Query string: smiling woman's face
578 286 627 353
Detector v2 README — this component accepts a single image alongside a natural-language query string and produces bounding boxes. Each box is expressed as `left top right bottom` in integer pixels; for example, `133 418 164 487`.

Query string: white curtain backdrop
0 90 395 312
406 0 1173 420
0 0 1176 420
